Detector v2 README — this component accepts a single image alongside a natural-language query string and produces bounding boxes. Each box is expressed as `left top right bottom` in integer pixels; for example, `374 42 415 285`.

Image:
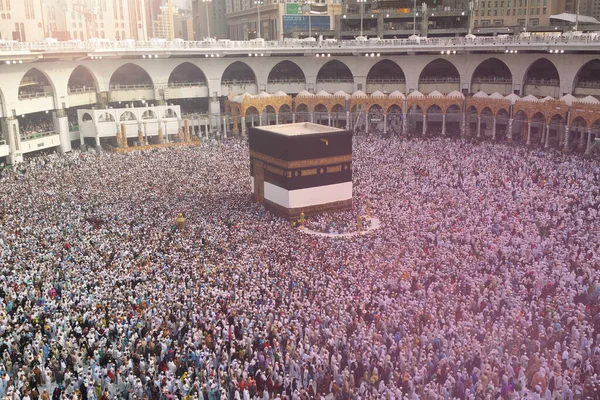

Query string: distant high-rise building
191 0 227 39
472 0 566 29
154 1 194 39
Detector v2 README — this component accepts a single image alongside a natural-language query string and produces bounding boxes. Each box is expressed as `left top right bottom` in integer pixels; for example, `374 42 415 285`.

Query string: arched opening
245 106 260 128
142 110 157 120
164 108 178 119
109 63 153 88
350 104 366 134
445 104 462 137
295 104 310 123
573 59 600 98
279 104 292 124
19 68 53 99
82 113 93 122
547 114 566 147
120 111 136 121
18 111 55 141
523 58 560 97
331 104 346 128
368 104 385 134
222 62 257 87
316 60 353 92
68 66 97 94
425 104 443 136
466 106 478 136
262 105 276 125
495 108 510 141
366 60 406 93
268 61 306 84
98 112 115 123
314 104 328 126
512 110 528 142
407 104 424 136
569 117 587 152
530 112 546 145
471 58 512 95
419 59 460 93
479 107 493 139
386 104 403 136
590 119 600 155
168 62 207 87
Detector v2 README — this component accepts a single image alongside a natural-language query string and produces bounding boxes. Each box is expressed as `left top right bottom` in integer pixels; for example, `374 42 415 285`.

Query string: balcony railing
21 130 57 141
420 77 460 83
1 34 598 54
267 78 306 84
525 78 560 86
167 81 208 88
367 78 406 84
68 86 96 94
221 80 255 85
18 91 53 100
317 78 354 83
472 77 513 84
109 83 154 90
576 80 600 89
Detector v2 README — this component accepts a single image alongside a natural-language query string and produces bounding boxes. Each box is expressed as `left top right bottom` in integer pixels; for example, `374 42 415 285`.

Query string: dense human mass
1 137 600 400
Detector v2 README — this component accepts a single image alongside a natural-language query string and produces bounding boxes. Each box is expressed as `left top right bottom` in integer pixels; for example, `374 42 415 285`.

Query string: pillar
346 111 350 130
138 128 144 146
476 116 481 138
95 135 101 148
275 113 279 125
365 113 369 134
184 119 190 142
564 124 570 150
121 123 128 147
402 113 408 135
441 114 446 136
292 112 296 123
209 99 221 131
492 118 496 140
157 120 164 143
205 118 210 138
54 109 71 153
545 124 550 148
163 121 169 143
422 114 427 135
586 128 593 155
328 113 331 127
507 118 513 142
526 122 531 146
223 116 227 138
1 117 23 164
461 111 466 137
579 127 586 149
383 113 387 134
310 112 314 123
540 124 545 145
241 116 246 136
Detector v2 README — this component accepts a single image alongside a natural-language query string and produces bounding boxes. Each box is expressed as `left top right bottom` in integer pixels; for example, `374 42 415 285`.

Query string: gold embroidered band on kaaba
250 150 352 170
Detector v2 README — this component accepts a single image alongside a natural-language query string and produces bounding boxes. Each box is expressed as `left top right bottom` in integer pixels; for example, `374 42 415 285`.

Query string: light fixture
371 13 374 17
365 54 369 57
154 55 159 58
371 53 375 57
248 53 252 56
142 55 146 58
260 53 264 56
343 14 346 18
416 12 419 15
431 13 434 16
4 61 10 65
45 110 49 114
441 51 444 54
205 54 209 57
549 49 554 53
316 54 320 57
452 50 456 54
18 60 22 63
386 13 389 17
255 53 258 56
560 49 564 53
327 53 331 57
461 11 465 15
505 49 509 53
515 50 518 53
376 53 380 57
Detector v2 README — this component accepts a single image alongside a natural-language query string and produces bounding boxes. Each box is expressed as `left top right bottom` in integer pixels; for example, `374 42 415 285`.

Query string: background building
192 0 227 39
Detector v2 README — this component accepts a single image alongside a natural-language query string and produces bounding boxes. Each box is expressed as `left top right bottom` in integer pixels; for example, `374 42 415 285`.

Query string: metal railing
420 77 461 83
1 34 598 54
167 81 208 88
267 78 305 84
576 80 600 88
109 83 154 90
18 91 53 100
367 78 406 84
68 86 96 94
21 130 58 141
525 78 560 86
316 78 354 83
472 77 513 84
221 80 255 85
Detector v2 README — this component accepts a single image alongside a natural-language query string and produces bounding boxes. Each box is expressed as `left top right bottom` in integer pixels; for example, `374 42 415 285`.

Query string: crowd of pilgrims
1 136 600 400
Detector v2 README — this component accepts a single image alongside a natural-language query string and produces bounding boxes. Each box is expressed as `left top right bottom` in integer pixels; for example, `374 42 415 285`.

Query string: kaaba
249 122 353 218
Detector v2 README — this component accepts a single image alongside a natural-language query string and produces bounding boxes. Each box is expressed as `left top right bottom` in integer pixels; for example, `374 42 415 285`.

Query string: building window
73 31 78 39
101 30 105 38
5 0 9 10
543 7 546 13
531 18 538 25
518 8 521 13
494 19 503 25
494 9 497 14
482 19 490 25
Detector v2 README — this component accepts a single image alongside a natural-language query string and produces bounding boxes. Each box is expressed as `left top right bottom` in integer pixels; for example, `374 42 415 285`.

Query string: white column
526 123 531 145
422 114 427 135
579 127 586 149
402 113 408 135
2 117 23 164
54 109 72 153
365 113 369 134
540 124 545 145
441 114 446 136
507 118 513 141
328 113 331 127
223 116 227 138
476 116 481 138
564 124 570 149
383 113 387 134
205 119 210 138
492 118 496 140
545 124 550 148
275 113 279 125
310 112 314 123
241 116 246 136
292 112 296 123
209 99 221 131
95 124 102 149
586 128 593 154
346 111 350 130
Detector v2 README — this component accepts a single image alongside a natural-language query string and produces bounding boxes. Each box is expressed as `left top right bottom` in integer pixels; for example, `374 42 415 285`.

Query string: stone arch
471 58 513 95
19 68 56 98
268 61 306 84
279 104 292 114
419 59 460 92
168 62 208 86
295 103 310 122
98 112 116 122
81 112 93 122
67 65 99 92
314 103 329 113
366 59 406 84
119 111 137 121
142 110 157 119
572 58 600 95
164 108 178 118
221 61 257 85
109 63 153 87
245 106 260 116
316 60 353 83
523 58 560 96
